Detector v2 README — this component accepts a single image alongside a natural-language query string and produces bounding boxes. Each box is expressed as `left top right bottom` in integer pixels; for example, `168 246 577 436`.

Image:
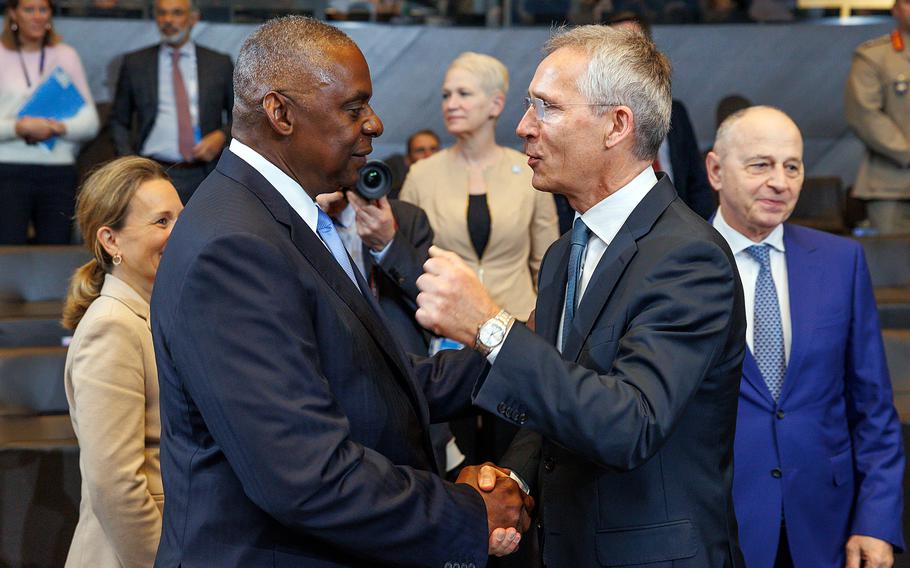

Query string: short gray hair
545 25 672 161
233 16 356 128
447 51 510 96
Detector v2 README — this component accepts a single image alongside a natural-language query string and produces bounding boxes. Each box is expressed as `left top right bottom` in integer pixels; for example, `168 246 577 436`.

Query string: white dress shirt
229 139 319 233
141 42 200 162
711 207 791 361
656 137 674 184
489 166 658 361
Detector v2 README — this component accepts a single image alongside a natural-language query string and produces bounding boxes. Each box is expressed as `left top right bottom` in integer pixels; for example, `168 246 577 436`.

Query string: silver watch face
479 319 506 347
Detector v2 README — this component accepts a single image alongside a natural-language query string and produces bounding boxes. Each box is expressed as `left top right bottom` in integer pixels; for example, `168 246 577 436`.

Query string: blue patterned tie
316 208 360 289
746 244 786 401
562 217 591 352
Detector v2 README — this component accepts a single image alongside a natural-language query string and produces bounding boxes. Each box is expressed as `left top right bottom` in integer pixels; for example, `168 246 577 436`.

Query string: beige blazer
401 147 558 320
845 30 910 199
64 274 162 568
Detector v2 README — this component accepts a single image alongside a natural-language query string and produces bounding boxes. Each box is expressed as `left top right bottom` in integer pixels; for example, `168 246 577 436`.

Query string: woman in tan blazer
401 52 558 322
62 157 183 568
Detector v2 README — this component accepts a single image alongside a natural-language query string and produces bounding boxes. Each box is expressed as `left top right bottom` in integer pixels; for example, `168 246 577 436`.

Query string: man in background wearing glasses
416 25 747 567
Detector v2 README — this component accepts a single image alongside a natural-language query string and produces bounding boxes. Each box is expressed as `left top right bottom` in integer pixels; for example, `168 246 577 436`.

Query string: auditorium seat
789 176 846 234
0 344 78 568
0 246 88 348
855 236 910 329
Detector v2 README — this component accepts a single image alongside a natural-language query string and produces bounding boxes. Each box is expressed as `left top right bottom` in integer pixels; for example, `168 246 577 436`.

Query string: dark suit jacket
733 224 905 568
667 100 715 220
110 44 233 158
363 200 434 356
473 176 747 567
151 150 490 567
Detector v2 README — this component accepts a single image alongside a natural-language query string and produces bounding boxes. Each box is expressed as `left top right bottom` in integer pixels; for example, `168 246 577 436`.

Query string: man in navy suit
706 105 904 568
151 16 529 567
416 26 746 567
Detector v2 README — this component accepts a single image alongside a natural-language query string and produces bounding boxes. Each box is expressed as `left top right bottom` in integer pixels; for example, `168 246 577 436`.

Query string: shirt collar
162 40 195 58
712 206 785 255
579 166 658 246
229 139 319 234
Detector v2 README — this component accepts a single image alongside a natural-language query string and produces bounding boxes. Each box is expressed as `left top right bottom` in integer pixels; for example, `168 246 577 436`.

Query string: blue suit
732 223 905 568
151 151 489 567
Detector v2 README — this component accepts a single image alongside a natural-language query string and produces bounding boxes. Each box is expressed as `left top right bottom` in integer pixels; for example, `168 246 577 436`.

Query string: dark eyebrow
343 91 371 105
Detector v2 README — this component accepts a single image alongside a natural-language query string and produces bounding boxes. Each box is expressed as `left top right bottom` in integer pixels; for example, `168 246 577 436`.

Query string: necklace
16 44 47 88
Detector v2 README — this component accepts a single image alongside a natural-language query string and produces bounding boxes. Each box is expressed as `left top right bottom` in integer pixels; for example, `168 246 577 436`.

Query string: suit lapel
562 176 677 362
215 152 427 423
535 235 570 346
741 348 774 406
194 46 211 128
146 47 159 117
778 225 820 404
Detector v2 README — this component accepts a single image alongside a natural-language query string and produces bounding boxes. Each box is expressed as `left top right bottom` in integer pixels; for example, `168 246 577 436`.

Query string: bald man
706 106 904 568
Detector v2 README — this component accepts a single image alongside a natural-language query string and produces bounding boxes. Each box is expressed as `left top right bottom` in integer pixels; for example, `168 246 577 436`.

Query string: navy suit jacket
110 44 233 158
474 176 747 567
151 150 490 567
732 224 905 568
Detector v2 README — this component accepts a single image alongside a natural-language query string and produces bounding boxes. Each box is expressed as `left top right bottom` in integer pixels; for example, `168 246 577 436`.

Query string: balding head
233 16 357 130
706 106 804 242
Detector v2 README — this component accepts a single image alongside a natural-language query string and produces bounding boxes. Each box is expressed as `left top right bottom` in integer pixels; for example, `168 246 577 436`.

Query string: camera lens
356 160 392 200
364 170 382 189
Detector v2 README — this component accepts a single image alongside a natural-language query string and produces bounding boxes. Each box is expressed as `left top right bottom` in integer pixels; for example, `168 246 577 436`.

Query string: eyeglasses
523 96 622 122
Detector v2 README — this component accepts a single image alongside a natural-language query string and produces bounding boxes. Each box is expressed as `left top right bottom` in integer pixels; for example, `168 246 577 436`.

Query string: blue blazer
151 150 490 567
732 223 905 568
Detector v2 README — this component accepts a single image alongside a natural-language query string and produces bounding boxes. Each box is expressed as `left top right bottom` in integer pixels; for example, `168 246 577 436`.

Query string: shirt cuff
485 320 515 364
509 471 530 495
368 238 394 263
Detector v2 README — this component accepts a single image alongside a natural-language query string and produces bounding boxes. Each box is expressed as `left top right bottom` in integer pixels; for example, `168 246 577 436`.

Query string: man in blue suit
150 16 528 567
706 105 905 568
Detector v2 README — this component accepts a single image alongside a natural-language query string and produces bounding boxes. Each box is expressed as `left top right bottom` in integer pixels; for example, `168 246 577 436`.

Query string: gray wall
56 17 893 185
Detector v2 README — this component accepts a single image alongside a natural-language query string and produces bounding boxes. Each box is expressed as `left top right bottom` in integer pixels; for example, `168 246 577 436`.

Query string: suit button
517 413 528 424
544 457 555 472
497 403 507 414
444 563 453 568
398 277 406 285
776 409 785 419
771 468 782 478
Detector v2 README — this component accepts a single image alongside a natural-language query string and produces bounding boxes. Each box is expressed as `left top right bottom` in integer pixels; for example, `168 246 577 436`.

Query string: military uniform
845 29 910 234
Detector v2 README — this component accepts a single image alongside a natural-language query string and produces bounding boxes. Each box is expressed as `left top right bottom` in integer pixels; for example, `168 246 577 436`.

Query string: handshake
456 463 535 557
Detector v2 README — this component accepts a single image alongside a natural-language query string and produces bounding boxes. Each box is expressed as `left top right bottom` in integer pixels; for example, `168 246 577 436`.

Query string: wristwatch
474 310 515 357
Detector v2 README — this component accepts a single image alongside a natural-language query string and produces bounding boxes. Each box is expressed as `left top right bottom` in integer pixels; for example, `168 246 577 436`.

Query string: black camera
355 160 393 201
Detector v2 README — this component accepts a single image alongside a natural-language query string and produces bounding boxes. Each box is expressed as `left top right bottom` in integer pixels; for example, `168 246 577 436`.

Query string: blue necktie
562 217 590 352
746 244 786 401
316 208 360 290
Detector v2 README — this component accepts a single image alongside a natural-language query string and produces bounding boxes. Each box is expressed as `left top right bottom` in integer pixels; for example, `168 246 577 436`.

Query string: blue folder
17 65 86 150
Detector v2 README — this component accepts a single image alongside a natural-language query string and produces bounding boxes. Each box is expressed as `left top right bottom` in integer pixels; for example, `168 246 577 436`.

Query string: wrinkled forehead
530 48 588 98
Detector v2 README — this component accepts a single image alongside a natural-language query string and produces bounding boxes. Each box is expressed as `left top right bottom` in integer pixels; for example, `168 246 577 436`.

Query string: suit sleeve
167 233 489 566
845 243 905 550
528 188 559 291
69 313 161 568
474 239 740 470
844 51 910 168
376 203 434 308
110 58 135 156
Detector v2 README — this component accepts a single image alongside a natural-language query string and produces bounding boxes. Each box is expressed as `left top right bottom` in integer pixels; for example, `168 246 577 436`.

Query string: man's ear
705 150 723 192
603 106 635 150
262 92 294 136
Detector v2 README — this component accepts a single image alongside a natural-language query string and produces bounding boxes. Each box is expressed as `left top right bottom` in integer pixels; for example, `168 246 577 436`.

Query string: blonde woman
401 52 557 322
62 157 183 568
